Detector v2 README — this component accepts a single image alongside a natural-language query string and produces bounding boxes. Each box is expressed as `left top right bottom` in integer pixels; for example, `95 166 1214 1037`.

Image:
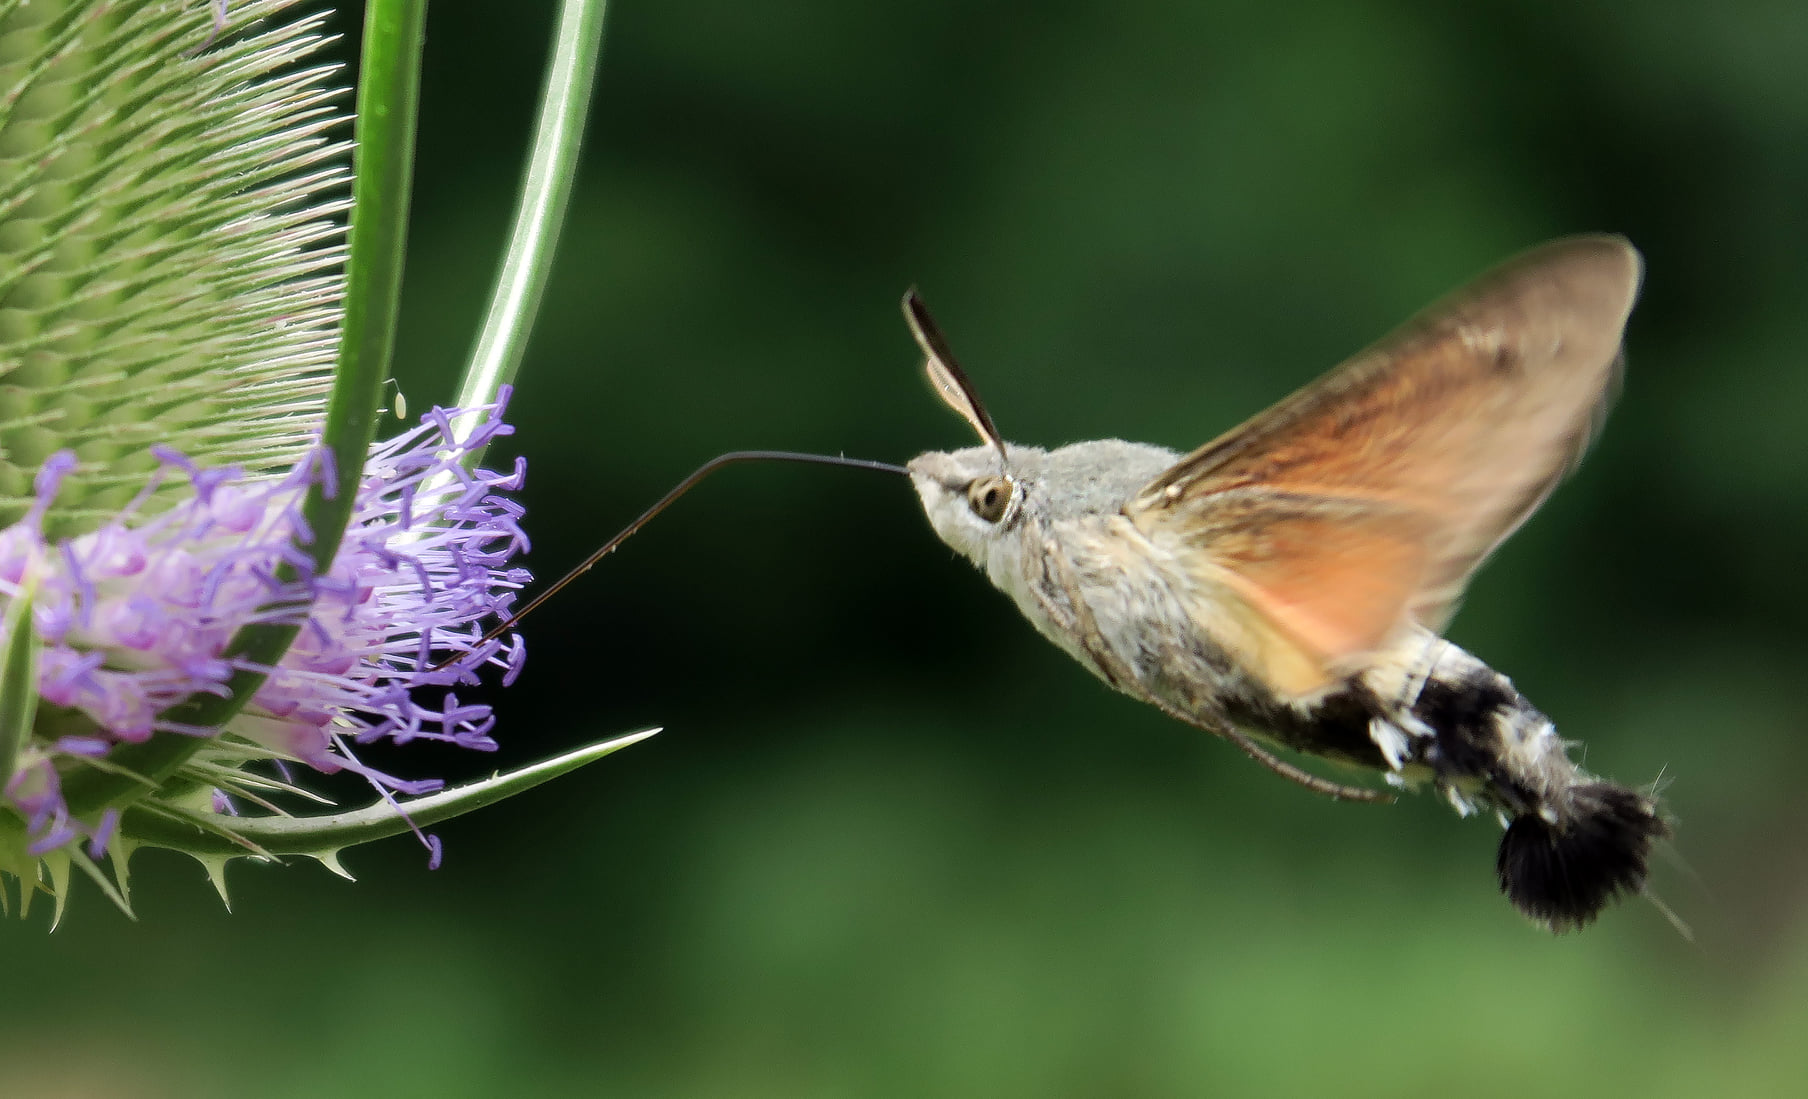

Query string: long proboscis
441 451 910 669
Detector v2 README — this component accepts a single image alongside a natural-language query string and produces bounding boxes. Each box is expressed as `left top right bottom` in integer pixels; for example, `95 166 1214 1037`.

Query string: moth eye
965 476 1011 523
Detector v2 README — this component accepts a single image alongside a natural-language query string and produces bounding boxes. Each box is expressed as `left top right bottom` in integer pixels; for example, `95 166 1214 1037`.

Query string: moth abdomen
1496 783 1667 932
1385 643 1666 930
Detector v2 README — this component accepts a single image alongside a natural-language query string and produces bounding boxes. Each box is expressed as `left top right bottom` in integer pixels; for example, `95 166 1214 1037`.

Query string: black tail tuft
1496 783 1667 932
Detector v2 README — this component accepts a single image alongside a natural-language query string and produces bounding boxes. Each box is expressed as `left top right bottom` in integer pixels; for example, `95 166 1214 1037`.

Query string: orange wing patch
1129 235 1642 697
1204 501 1433 667
1149 494 1435 694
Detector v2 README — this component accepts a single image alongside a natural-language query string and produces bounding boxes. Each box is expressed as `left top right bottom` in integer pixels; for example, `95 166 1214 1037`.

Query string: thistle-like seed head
0 0 349 539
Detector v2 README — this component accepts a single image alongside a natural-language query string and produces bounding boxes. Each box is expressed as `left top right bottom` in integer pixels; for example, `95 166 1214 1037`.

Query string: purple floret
0 392 532 860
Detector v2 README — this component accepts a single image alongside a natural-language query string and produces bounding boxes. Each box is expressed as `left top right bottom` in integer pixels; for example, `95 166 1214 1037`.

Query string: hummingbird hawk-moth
904 235 1666 932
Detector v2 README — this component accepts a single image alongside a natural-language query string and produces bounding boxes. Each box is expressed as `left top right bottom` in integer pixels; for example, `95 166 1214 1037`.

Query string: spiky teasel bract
0 389 588 920
1 0 347 538
0 0 649 921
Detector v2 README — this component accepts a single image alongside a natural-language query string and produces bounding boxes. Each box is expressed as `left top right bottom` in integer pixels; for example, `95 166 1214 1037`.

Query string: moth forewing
1133 235 1640 508
1124 235 1642 693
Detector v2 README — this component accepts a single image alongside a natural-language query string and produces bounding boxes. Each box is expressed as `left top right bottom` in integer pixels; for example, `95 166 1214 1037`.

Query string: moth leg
1039 542 1391 805
1153 686 1394 803
1032 540 1130 691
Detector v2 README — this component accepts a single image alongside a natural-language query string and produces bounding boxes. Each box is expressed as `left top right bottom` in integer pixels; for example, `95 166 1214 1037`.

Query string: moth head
902 289 1031 564
909 446 1035 561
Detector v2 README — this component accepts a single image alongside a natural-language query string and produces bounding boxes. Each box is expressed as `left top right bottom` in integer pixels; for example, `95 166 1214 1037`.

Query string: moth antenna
437 450 908 671
903 289 1010 467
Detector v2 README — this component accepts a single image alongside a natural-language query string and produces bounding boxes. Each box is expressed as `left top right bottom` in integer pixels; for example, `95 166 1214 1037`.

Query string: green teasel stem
0 575 41 796
313 0 429 560
64 0 430 814
450 0 609 465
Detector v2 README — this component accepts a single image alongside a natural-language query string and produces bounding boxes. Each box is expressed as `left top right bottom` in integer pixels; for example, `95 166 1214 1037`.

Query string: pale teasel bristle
0 0 350 538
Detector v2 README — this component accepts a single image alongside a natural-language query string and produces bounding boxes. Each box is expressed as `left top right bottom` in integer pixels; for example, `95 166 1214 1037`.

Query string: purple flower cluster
0 392 531 858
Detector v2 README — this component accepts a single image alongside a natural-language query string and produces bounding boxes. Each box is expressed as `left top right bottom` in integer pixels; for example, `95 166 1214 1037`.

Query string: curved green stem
0 575 39 793
450 0 609 464
309 0 429 564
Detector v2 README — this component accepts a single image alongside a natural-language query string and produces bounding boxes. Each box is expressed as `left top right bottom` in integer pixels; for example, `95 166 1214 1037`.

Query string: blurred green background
10 1 1808 1095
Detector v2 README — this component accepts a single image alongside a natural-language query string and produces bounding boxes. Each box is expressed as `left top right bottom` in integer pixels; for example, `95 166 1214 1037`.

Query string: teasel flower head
0 1 648 922
1 0 346 539
2 389 530 867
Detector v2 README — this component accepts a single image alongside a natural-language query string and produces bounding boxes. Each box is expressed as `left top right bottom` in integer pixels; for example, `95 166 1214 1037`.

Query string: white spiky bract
0 0 347 538
0 2 657 923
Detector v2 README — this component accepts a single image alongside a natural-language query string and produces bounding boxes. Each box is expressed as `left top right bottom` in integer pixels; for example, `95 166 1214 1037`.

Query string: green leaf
114 728 660 870
450 0 609 467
